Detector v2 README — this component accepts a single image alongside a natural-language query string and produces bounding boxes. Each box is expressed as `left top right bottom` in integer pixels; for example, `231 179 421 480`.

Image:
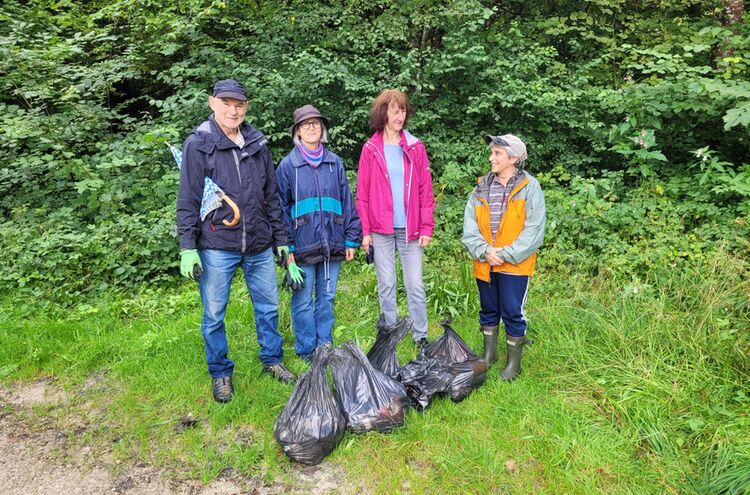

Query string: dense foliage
1 1 748 491
0 0 746 300
1 0 748 299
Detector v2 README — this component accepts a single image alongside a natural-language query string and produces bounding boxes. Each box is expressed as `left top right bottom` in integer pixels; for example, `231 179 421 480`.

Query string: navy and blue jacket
177 117 287 254
276 146 362 265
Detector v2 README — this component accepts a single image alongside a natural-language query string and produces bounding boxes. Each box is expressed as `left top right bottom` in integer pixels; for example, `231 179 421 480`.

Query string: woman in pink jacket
356 89 436 347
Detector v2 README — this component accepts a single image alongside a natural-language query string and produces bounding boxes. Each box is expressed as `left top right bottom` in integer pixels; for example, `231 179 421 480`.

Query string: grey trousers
372 229 428 339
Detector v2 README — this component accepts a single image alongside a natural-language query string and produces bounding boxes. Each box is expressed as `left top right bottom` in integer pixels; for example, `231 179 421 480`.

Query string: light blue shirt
384 144 406 228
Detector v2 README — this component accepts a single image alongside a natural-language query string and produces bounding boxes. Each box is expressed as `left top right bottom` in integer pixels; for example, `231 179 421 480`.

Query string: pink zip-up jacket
356 130 435 241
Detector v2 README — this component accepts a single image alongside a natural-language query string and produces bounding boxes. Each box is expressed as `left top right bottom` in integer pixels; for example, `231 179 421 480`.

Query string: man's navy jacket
177 117 287 254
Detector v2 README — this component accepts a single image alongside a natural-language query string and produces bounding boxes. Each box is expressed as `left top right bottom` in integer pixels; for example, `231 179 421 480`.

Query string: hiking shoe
212 376 233 403
263 363 296 384
415 337 430 350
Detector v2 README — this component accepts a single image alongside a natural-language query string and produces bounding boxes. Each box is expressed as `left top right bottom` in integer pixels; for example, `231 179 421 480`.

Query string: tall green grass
0 254 748 494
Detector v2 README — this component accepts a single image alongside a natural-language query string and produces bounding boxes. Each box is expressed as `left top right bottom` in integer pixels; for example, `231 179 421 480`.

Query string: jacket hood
366 129 421 151
402 129 420 148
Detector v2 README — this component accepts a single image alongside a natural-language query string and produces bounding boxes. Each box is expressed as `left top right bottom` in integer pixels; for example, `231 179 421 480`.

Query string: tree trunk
719 0 743 58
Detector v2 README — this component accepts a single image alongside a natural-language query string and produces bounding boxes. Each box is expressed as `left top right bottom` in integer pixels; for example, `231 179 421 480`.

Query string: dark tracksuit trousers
476 272 529 337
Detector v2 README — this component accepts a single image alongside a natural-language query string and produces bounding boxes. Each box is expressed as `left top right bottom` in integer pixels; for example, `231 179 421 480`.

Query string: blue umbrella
167 142 240 227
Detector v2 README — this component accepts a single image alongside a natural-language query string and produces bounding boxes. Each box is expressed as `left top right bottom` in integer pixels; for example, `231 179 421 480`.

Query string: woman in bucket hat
461 134 546 381
276 105 362 361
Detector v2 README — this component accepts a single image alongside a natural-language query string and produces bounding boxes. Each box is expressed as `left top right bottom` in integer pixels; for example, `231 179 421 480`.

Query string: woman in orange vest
461 134 546 381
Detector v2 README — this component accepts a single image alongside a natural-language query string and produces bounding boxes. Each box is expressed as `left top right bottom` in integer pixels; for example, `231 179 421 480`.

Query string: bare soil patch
0 378 355 495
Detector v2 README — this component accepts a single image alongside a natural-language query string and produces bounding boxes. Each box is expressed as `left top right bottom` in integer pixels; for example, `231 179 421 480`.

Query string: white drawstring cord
405 146 414 245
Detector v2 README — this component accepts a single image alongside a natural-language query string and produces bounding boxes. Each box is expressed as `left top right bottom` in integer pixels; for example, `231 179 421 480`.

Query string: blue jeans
476 272 530 337
198 248 283 378
290 260 342 360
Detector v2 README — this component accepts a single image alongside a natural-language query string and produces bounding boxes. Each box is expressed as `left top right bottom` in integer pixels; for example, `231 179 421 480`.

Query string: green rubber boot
480 325 499 365
500 336 528 381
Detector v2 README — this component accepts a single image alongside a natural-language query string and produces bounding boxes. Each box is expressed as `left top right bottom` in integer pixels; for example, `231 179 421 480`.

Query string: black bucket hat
289 104 330 135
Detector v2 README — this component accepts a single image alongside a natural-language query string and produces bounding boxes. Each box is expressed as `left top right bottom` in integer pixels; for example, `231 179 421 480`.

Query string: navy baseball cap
212 79 247 101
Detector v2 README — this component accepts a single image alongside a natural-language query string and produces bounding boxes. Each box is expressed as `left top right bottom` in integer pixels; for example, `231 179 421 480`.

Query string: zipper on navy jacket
232 148 247 253
313 166 331 259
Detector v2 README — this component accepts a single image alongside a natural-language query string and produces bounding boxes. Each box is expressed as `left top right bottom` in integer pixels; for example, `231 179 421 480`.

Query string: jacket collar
367 129 421 152
197 116 267 153
475 170 529 201
475 172 494 200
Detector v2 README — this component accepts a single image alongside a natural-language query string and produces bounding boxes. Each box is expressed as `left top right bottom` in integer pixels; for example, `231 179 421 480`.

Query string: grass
1 254 749 494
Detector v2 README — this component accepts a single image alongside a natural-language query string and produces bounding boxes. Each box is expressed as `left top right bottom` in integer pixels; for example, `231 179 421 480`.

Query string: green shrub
1 0 748 301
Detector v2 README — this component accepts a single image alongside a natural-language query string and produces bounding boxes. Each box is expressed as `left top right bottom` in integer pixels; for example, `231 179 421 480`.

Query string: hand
486 248 504 266
361 235 372 253
274 245 290 267
345 248 356 261
284 262 306 291
418 236 432 248
180 249 202 280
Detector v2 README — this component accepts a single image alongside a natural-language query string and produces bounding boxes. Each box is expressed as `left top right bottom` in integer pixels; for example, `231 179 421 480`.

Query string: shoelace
269 365 294 381
214 377 232 394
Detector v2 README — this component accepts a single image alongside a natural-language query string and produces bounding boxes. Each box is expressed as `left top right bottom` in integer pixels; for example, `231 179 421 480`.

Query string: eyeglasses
299 120 322 129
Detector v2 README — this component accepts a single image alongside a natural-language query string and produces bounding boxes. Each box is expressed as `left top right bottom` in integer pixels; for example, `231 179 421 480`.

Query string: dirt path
0 379 352 495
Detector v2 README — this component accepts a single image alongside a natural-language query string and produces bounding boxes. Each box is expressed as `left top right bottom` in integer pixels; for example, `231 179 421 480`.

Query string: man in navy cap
177 79 296 403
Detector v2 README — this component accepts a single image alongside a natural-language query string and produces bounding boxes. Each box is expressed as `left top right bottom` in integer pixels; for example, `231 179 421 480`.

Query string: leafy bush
1 0 748 303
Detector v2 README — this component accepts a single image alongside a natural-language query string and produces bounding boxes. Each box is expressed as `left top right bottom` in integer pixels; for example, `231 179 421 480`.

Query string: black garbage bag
423 320 487 403
447 358 488 402
330 340 409 433
367 315 412 378
423 320 481 363
274 344 345 465
397 357 454 410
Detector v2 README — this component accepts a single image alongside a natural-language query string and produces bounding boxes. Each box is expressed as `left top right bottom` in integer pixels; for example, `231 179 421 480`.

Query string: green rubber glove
274 245 290 267
180 249 202 280
284 262 306 291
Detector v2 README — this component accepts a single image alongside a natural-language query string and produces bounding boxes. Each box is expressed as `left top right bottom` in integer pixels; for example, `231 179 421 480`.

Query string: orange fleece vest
473 177 536 282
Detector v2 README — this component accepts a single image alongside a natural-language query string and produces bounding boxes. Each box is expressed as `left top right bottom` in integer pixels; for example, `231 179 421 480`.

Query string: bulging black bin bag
423 320 487 403
423 319 480 363
397 356 454 410
274 344 345 465
367 315 412 378
330 341 409 433
447 358 488 402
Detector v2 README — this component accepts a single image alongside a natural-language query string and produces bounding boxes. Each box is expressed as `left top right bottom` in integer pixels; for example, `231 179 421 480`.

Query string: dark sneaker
263 363 296 384
212 376 233 403
415 337 430 350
